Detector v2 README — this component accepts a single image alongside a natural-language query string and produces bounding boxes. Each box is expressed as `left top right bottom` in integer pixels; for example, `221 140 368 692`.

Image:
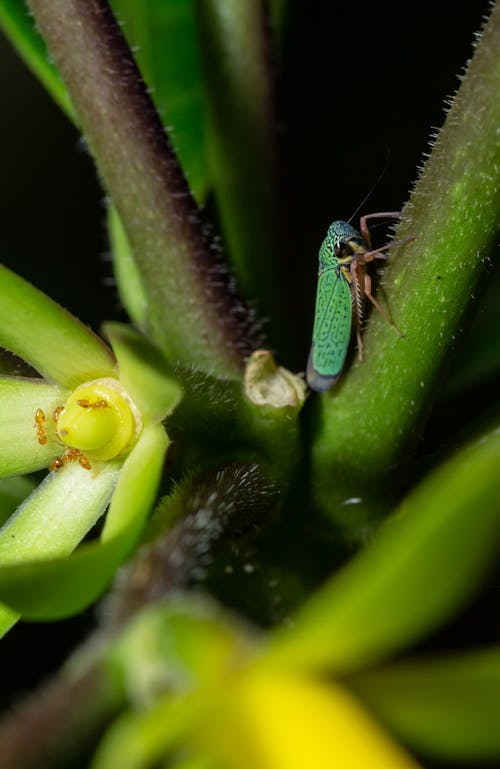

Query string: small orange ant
35 405 92 471
76 399 109 409
53 405 65 422
49 447 91 472
35 408 48 445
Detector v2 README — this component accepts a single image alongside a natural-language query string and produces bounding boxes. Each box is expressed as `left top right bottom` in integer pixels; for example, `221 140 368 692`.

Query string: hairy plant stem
27 0 257 378
310 2 500 534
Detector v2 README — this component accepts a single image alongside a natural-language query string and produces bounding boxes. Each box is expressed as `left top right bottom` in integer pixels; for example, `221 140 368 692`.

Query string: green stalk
310 2 500 532
27 0 256 378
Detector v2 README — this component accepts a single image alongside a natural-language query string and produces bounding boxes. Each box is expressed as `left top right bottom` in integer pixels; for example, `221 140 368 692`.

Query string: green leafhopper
307 213 407 393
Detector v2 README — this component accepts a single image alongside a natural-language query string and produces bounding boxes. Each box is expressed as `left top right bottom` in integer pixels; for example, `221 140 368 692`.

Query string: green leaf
265 424 500 674
0 377 67 476
110 0 208 203
348 647 500 761
104 322 183 424
0 0 74 118
0 423 167 619
0 264 116 389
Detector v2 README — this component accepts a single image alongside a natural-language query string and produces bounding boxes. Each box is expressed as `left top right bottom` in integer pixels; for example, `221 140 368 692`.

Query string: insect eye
334 240 350 257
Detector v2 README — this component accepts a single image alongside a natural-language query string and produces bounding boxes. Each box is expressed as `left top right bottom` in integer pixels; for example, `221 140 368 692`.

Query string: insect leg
356 327 365 362
350 259 365 362
364 272 404 337
361 236 415 263
359 211 401 246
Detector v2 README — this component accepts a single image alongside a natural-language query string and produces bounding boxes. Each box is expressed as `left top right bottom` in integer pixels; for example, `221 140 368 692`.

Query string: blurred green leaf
111 0 208 202
0 0 74 117
348 647 500 761
265 423 500 674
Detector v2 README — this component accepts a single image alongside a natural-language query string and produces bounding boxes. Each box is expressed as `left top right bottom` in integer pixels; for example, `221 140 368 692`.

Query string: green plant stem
196 0 288 350
27 0 255 378
310 2 500 532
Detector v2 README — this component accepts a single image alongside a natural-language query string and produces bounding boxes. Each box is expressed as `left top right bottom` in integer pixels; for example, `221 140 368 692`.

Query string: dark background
0 0 494 707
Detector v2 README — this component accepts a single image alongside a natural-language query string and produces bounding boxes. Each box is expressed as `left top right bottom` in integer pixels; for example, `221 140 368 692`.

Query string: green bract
0 264 182 636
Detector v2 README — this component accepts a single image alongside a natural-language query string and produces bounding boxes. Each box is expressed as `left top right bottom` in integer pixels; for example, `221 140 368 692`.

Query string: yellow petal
209 670 421 769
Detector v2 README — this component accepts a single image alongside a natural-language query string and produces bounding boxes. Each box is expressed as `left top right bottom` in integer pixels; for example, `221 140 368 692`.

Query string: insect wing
307 267 352 392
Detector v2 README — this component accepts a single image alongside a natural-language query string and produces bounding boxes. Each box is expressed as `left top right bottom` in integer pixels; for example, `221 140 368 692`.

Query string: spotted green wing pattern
307 267 352 392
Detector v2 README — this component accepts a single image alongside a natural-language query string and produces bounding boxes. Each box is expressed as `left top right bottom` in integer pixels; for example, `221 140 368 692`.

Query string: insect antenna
347 148 392 225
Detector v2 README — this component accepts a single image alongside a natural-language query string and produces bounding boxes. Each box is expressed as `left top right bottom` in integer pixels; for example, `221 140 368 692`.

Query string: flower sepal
0 423 168 622
0 264 184 633
104 322 183 424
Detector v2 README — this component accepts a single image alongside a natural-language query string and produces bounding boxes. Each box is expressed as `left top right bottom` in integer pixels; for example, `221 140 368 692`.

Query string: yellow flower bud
56 378 142 461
